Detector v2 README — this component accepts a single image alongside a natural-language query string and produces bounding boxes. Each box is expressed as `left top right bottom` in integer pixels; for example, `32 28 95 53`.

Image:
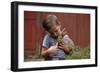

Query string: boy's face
49 25 61 38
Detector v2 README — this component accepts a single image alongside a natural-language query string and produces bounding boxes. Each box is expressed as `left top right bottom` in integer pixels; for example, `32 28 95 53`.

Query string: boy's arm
41 43 58 58
41 47 50 58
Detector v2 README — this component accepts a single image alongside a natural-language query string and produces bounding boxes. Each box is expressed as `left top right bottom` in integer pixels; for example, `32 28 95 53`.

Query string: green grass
25 46 90 62
66 46 90 60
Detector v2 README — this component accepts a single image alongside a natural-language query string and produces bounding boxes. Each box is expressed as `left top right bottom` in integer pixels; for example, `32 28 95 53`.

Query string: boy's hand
58 42 72 54
47 43 58 54
58 42 68 49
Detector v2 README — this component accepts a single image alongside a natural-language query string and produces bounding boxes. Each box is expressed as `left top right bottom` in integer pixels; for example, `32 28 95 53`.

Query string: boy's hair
42 15 60 31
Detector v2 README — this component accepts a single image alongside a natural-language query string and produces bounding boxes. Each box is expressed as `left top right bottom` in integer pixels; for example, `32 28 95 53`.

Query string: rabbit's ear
62 28 68 36
62 28 66 33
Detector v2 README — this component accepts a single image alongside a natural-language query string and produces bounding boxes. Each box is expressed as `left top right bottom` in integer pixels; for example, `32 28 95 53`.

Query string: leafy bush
66 46 90 59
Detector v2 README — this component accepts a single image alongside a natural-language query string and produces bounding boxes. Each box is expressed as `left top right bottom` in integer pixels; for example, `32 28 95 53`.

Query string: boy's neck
49 34 58 39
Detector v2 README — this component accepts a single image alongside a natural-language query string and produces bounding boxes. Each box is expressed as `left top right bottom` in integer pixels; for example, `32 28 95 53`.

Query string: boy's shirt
42 34 74 60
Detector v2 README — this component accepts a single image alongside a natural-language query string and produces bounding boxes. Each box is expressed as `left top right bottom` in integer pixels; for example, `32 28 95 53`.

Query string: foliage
66 46 90 59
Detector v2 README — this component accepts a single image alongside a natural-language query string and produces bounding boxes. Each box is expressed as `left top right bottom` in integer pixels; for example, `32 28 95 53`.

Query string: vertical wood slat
24 11 37 58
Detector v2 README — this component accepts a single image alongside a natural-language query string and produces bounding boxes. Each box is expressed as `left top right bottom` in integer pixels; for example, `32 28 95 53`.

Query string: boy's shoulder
44 33 53 40
44 33 50 38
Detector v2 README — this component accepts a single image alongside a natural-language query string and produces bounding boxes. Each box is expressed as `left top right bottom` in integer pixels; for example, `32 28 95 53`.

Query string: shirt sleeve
42 34 50 48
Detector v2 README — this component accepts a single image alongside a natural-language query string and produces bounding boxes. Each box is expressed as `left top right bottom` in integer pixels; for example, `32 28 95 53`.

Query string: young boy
41 15 75 60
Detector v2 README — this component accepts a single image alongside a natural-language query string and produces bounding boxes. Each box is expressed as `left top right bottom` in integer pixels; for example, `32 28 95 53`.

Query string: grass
66 46 90 60
25 46 90 62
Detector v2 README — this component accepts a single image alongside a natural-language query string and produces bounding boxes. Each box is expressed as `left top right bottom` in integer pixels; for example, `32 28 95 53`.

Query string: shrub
66 46 90 59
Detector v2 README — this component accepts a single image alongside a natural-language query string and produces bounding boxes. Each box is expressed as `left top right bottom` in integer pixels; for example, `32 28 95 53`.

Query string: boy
41 15 75 60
